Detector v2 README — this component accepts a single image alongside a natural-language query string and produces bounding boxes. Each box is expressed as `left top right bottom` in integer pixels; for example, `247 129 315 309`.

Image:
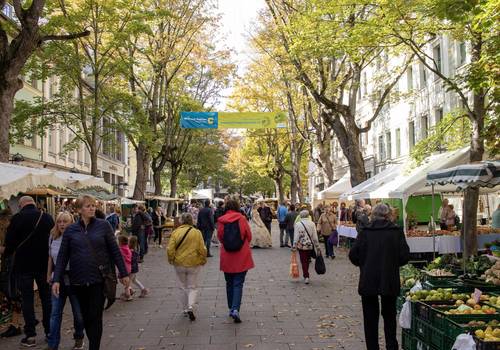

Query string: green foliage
411 110 471 164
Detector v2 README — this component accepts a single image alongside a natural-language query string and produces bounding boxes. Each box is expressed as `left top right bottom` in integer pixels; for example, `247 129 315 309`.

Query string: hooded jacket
166 224 207 267
217 210 254 273
349 219 410 296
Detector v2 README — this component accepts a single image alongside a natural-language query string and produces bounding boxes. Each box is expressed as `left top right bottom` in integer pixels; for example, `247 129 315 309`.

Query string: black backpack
222 221 244 252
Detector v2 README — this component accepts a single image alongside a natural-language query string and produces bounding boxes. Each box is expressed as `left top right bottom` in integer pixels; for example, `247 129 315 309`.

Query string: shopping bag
314 253 326 275
328 230 339 246
451 334 476 350
399 301 412 329
290 252 300 279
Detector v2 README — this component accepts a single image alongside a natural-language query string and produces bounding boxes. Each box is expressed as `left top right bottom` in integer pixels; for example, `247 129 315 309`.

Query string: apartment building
3 3 133 197
309 35 469 201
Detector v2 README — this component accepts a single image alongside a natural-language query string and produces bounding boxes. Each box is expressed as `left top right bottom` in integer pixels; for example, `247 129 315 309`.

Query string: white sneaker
304 278 310 284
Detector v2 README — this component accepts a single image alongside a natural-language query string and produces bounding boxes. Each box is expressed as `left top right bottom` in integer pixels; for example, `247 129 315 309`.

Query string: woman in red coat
217 198 254 323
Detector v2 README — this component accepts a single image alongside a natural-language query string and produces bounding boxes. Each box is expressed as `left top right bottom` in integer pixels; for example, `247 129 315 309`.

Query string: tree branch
39 30 90 44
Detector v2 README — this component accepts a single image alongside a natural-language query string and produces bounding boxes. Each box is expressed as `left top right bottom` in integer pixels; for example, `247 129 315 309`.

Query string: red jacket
217 210 255 273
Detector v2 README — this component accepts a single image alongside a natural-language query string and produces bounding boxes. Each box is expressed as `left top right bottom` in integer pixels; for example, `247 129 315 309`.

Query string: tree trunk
153 168 162 195
316 131 335 186
133 141 150 200
290 179 298 204
323 111 366 187
0 82 21 161
168 167 179 216
275 177 285 203
89 146 98 176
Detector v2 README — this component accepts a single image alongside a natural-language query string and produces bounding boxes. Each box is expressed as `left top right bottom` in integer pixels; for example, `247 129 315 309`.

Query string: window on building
409 121 416 150
395 128 401 157
407 66 413 91
30 75 38 90
386 131 392 159
366 171 372 178
421 115 429 139
458 42 466 66
378 134 385 160
419 63 427 87
433 44 442 75
435 107 443 126
49 76 57 98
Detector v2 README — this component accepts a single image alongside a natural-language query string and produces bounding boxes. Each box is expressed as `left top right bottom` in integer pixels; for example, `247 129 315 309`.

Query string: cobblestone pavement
1 222 399 350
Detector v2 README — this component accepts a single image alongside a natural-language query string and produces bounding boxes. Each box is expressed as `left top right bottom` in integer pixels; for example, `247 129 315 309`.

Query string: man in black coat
4 196 54 347
349 203 410 350
197 200 215 257
257 202 273 234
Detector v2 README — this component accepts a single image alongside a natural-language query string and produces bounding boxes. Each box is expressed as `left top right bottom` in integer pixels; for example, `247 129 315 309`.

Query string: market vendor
492 204 500 229
439 198 451 230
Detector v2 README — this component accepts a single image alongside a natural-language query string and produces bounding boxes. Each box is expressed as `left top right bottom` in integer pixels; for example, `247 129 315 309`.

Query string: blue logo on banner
180 112 218 129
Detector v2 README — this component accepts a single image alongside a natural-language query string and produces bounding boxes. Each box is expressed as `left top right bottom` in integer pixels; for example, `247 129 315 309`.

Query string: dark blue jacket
197 207 215 231
53 217 128 285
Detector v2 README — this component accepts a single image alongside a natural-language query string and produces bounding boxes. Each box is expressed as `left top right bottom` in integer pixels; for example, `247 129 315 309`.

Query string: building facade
309 36 470 202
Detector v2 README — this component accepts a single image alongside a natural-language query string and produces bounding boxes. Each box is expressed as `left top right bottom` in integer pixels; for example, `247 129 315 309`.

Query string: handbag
315 253 326 275
300 222 317 259
82 231 118 310
328 229 339 246
0 212 43 299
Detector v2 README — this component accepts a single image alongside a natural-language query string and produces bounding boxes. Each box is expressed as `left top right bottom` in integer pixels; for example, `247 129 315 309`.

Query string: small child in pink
118 235 133 301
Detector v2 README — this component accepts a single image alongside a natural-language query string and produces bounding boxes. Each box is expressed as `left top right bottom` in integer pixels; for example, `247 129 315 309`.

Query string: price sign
473 288 482 304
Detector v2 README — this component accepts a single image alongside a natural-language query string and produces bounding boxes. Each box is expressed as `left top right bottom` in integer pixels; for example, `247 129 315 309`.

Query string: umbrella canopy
317 172 352 200
426 160 500 189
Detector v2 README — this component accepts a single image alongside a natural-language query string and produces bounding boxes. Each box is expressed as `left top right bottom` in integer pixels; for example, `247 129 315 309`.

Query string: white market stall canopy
0 162 112 199
317 172 352 200
340 147 470 201
189 188 213 200
426 160 500 190
145 195 183 202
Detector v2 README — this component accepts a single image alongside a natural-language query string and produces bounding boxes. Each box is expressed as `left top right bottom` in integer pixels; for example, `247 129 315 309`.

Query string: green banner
218 112 287 129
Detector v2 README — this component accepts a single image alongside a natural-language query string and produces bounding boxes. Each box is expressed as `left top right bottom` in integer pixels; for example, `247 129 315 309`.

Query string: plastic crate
475 337 500 350
428 325 456 350
414 337 436 350
414 317 432 342
402 329 413 350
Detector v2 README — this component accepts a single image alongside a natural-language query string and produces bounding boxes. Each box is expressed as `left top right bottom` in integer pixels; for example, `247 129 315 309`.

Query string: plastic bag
399 301 412 329
290 252 299 279
410 281 423 293
451 334 476 350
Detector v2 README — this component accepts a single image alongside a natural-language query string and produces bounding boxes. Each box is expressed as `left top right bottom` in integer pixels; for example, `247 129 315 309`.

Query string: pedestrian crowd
0 193 414 350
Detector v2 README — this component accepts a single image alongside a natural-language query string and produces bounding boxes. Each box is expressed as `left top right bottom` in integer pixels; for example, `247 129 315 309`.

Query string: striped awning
426 161 500 189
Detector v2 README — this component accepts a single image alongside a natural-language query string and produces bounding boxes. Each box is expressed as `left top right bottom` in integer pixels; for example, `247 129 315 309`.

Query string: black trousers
264 221 272 234
73 284 105 350
361 295 398 350
17 271 52 337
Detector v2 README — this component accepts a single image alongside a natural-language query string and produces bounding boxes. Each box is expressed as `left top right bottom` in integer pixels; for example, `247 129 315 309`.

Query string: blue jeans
202 229 212 254
323 237 334 257
285 228 294 246
224 271 247 312
48 283 84 348
135 230 147 258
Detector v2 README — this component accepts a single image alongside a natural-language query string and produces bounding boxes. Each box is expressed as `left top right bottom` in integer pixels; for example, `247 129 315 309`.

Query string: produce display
400 264 422 288
406 229 460 237
407 288 461 301
475 326 500 342
425 269 455 277
477 225 500 234
480 260 500 286
443 304 497 315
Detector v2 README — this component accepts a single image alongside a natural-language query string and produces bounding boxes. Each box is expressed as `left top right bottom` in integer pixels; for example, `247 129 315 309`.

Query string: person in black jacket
257 202 272 234
197 200 215 257
349 203 410 350
3 196 54 347
52 195 129 350
131 205 149 261
214 201 225 223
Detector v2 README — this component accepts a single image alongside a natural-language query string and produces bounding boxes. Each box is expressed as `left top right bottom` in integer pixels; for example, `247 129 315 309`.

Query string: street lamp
9 153 25 164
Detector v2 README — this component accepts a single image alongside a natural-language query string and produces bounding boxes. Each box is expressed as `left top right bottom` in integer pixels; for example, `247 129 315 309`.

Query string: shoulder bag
300 222 317 259
1 212 43 299
81 229 118 310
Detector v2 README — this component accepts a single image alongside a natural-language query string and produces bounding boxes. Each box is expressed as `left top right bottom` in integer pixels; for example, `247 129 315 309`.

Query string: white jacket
293 219 320 251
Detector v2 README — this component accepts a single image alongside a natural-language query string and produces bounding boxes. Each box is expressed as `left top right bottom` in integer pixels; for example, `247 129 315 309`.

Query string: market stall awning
70 187 119 201
121 198 145 205
340 147 470 200
426 160 500 190
145 195 183 202
54 171 112 192
317 172 352 200
0 162 68 199
24 187 68 196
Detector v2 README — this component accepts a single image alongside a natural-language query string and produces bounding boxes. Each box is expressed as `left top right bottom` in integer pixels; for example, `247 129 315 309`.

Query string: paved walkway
1 222 395 350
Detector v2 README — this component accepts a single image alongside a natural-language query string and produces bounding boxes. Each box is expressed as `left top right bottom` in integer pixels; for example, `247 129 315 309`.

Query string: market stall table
337 225 358 239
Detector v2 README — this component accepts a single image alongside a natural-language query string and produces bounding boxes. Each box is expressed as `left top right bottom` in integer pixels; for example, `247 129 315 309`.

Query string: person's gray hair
180 212 194 226
19 196 35 208
300 210 309 218
371 203 391 220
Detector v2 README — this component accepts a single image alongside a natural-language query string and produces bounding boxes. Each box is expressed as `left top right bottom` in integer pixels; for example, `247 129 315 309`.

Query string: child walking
129 236 149 297
118 235 133 301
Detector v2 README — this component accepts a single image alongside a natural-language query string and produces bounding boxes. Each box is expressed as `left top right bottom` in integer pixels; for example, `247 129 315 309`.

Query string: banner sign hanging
180 112 218 129
180 111 287 129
